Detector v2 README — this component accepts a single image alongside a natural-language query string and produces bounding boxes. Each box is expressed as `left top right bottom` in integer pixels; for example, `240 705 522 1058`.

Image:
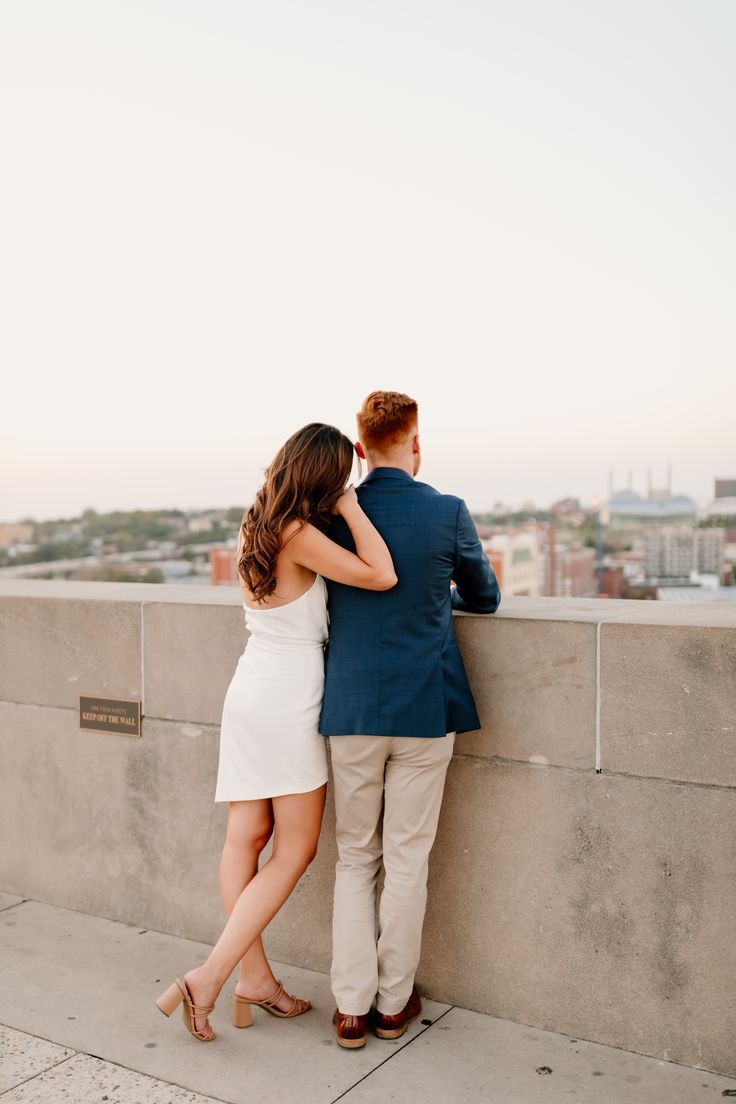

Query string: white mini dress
214 574 330 802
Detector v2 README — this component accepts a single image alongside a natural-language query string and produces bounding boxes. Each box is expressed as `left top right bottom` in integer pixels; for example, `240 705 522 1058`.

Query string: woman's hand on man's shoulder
333 485 358 516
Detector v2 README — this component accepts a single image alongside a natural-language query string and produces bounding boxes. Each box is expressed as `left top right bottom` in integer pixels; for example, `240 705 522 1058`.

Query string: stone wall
0 580 734 1075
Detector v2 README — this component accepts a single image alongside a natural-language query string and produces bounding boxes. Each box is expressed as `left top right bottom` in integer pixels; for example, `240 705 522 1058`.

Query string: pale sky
1 0 734 520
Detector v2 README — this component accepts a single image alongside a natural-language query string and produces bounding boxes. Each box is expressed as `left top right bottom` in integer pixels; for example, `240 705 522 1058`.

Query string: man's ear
355 441 366 460
412 433 420 454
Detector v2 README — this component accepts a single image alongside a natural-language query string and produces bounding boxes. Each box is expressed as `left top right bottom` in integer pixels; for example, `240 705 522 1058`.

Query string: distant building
608 489 697 528
657 584 736 602
481 533 540 597
0 523 34 545
211 544 238 586
603 546 646 581
715 479 736 499
77 562 153 581
645 528 693 582
550 497 581 517
601 565 627 599
5 543 36 559
695 527 726 575
705 497 736 542
724 540 736 572
53 524 83 542
541 542 596 598
644 526 725 583
187 516 214 533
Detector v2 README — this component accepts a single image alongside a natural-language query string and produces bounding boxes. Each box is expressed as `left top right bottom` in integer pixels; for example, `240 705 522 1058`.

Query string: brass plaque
79 695 141 737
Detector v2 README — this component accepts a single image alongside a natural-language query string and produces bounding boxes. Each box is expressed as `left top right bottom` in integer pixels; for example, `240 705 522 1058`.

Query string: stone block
0 703 227 941
0 595 141 710
420 755 736 1077
472 596 641 622
0 699 336 963
142 601 247 725
0 579 240 605
600 622 736 786
454 615 596 768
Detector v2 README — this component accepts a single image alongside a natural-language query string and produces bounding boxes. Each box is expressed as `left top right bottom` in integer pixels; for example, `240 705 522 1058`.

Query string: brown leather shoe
332 1008 369 1049
373 986 422 1039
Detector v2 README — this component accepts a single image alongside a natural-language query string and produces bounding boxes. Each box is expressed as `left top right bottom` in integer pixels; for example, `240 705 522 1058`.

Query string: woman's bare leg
185 784 326 1032
219 799 307 1012
219 800 281 997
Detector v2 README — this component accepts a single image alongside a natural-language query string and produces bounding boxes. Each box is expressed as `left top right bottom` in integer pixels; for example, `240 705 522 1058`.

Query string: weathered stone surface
0 903 447 1104
0 700 333 958
0 595 141 709
600 622 736 786
0 703 227 940
0 1025 74 1095
454 616 596 768
0 891 24 912
421 756 736 1077
2 582 736 1078
460 596 643 622
600 601 736 628
0 1052 223 1103
341 1005 736 1103
0 579 240 605
142 601 247 725
3 916 733 1104
5 697 735 1073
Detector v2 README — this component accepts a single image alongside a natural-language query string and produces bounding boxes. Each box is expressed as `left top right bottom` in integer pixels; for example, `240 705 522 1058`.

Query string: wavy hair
238 423 356 601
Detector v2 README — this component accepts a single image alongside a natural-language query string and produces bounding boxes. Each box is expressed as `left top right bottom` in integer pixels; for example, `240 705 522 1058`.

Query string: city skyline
1 457 731 526
2 1 734 520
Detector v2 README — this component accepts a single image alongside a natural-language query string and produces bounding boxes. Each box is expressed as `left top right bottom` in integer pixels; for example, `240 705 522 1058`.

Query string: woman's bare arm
284 488 397 591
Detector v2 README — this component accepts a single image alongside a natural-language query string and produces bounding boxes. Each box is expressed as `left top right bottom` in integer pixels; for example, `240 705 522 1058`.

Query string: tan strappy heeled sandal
232 979 312 1028
155 977 216 1041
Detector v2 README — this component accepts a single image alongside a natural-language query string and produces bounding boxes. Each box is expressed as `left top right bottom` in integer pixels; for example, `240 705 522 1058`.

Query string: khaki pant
329 732 456 1016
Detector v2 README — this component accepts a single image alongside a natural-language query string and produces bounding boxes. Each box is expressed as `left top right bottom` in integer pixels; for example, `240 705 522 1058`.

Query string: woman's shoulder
281 518 304 541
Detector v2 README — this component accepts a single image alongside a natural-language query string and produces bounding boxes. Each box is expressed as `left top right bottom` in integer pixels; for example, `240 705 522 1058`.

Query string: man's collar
360 466 415 485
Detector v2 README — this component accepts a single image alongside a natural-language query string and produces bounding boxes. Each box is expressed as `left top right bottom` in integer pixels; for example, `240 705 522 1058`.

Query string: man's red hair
356 391 418 451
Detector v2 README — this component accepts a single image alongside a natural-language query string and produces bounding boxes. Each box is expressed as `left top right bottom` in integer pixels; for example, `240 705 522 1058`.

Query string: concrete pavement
1 893 734 1103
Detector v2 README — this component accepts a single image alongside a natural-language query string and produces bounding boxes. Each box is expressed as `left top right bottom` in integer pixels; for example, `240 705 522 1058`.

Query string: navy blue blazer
319 467 501 738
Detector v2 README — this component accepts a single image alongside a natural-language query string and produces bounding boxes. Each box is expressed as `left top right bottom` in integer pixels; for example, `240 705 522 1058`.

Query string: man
319 390 501 1048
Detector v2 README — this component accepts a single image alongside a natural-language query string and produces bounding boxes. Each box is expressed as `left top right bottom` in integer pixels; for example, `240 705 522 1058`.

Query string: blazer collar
360 466 416 486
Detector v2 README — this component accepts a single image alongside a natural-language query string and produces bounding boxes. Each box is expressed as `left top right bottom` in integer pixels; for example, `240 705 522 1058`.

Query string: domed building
705 497 736 524
608 488 697 528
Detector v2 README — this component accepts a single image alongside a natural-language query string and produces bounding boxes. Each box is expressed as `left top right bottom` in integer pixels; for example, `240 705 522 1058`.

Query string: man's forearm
451 576 501 614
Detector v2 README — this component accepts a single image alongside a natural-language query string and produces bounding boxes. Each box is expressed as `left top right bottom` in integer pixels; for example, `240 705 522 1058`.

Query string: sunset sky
1 1 734 519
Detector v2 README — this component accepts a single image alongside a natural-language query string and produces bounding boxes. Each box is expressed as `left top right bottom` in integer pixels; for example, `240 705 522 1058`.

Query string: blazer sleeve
451 500 501 614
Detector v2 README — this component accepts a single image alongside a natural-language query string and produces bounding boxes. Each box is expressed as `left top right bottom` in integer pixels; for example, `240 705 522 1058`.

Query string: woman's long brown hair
238 423 356 601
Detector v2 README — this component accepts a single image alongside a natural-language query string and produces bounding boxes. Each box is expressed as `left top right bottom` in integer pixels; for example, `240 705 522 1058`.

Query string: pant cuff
335 1003 373 1017
376 995 412 1016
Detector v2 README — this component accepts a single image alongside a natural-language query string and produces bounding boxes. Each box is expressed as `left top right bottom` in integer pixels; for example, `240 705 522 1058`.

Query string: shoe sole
336 1034 367 1048
374 1008 422 1039
374 1024 407 1039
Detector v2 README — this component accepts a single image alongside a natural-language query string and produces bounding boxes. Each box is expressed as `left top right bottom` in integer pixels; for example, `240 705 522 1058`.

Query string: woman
155 423 396 1041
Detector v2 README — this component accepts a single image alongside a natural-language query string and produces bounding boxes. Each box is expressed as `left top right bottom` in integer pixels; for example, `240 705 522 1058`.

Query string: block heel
154 977 216 1041
232 980 310 1023
156 981 184 1017
232 995 254 1028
